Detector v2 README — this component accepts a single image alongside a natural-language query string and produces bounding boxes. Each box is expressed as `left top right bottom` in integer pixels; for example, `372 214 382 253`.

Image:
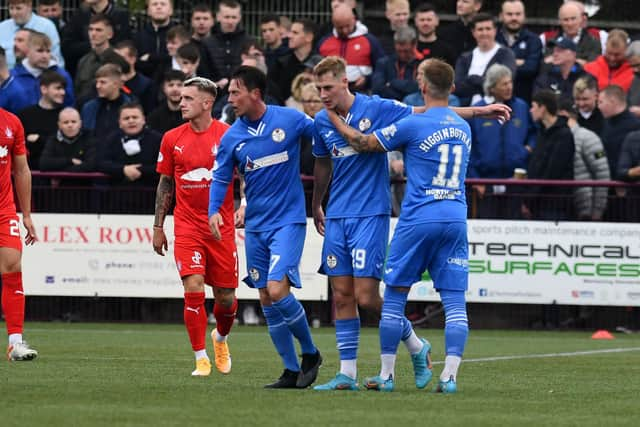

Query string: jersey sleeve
209 132 236 216
11 115 26 156
156 133 174 176
312 118 330 158
373 116 414 152
377 97 414 123
297 111 316 140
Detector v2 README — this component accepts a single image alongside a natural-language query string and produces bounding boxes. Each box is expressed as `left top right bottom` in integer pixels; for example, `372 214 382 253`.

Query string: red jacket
584 55 634 93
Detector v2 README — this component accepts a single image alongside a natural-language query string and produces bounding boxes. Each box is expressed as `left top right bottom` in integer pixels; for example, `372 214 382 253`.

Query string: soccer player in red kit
0 107 38 361
153 77 238 376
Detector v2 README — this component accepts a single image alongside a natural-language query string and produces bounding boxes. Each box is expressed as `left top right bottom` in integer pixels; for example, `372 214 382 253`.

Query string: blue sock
335 318 359 361
380 286 409 355
262 305 300 372
401 316 413 341
272 293 317 355
439 289 469 357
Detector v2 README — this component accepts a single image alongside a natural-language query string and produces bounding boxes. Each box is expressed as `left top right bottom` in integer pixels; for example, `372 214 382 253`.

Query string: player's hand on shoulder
23 216 37 246
209 213 224 240
312 206 325 236
152 227 168 256
234 206 246 228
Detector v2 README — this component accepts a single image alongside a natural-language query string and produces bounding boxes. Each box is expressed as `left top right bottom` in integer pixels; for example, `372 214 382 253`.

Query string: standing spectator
413 3 456 67
534 36 585 102
541 1 600 66
557 99 609 221
10 32 74 112
13 28 32 67
17 70 66 169
584 29 634 93
114 41 157 114
202 0 254 90
81 64 133 137
175 43 200 80
617 130 640 185
573 75 604 135
74 14 114 101
152 25 191 85
98 103 161 187
0 46 24 113
317 3 384 92
40 107 96 172
260 14 290 72
438 0 482 60
147 70 186 134
496 0 542 103
0 107 39 362
627 41 640 117
372 26 421 101
598 85 640 175
467 64 535 218
454 13 516 106
377 0 411 55
135 0 178 78
527 90 575 221
0 0 63 69
36 0 65 34
61 0 130 79
189 4 215 81
268 18 316 103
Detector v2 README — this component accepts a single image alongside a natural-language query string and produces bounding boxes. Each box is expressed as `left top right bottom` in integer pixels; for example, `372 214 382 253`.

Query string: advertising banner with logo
392 219 640 306
22 214 328 300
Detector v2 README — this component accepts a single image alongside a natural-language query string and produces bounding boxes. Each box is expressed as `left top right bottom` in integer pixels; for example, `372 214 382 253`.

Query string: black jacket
617 130 640 181
528 116 575 193
437 18 475 60
577 108 604 136
146 103 185 135
40 130 96 172
134 21 178 78
268 50 313 103
601 110 640 174
98 128 162 186
454 47 517 103
496 26 543 102
202 24 254 81
61 1 131 78
534 63 586 102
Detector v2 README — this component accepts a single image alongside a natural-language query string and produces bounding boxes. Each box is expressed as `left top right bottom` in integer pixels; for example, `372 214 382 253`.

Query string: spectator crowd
1 0 640 221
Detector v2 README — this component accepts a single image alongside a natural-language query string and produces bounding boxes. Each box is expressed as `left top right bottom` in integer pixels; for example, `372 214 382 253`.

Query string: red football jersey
0 108 26 216
157 120 235 239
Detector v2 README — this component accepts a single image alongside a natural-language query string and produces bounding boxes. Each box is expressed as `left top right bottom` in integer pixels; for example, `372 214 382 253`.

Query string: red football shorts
0 213 22 251
173 235 238 288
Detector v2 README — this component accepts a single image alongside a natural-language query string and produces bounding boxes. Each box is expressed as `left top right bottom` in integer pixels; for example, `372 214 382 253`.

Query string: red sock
184 292 207 351
214 297 237 337
2 272 25 335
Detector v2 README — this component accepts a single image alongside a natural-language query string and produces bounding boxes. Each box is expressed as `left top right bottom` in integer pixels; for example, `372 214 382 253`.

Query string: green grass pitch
2 323 640 426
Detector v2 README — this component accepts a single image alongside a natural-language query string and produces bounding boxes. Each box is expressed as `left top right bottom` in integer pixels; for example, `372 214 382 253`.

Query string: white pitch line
431 347 640 365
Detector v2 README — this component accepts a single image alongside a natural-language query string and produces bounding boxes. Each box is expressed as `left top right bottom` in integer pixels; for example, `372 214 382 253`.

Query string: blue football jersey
313 93 412 218
373 107 471 224
209 106 313 231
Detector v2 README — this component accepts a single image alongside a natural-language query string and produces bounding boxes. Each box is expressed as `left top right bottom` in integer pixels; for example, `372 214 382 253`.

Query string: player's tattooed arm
154 174 175 228
325 109 385 153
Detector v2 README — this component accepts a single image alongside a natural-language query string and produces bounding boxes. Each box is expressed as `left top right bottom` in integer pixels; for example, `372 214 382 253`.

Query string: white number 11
431 143 463 189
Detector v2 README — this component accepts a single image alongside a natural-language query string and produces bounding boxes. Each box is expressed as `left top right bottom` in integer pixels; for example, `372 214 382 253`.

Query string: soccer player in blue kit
325 58 474 393
312 57 509 391
208 66 322 389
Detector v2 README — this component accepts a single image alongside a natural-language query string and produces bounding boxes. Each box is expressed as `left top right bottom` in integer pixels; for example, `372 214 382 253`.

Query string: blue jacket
467 97 537 178
10 64 75 110
81 92 133 134
496 27 542 102
0 76 28 114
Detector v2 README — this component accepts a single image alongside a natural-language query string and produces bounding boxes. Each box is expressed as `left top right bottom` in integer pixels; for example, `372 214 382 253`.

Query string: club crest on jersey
249 268 260 282
0 145 8 158
157 152 163 162
212 144 218 156
358 118 371 132
271 128 286 142
5 127 13 138
326 254 337 269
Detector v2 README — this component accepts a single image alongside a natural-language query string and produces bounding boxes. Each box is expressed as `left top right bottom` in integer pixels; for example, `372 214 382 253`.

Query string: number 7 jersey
373 106 471 224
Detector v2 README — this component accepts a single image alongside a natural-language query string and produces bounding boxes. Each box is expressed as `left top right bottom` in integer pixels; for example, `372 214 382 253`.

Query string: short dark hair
470 12 496 30
89 13 113 28
167 25 191 42
240 39 263 56
119 102 145 117
191 3 212 15
39 69 66 87
216 0 241 13
532 90 558 115
601 84 627 105
293 18 316 36
114 40 138 58
39 0 60 5
102 49 131 74
260 14 281 26
557 97 577 118
414 2 437 14
231 66 266 100
176 43 200 63
163 69 186 84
